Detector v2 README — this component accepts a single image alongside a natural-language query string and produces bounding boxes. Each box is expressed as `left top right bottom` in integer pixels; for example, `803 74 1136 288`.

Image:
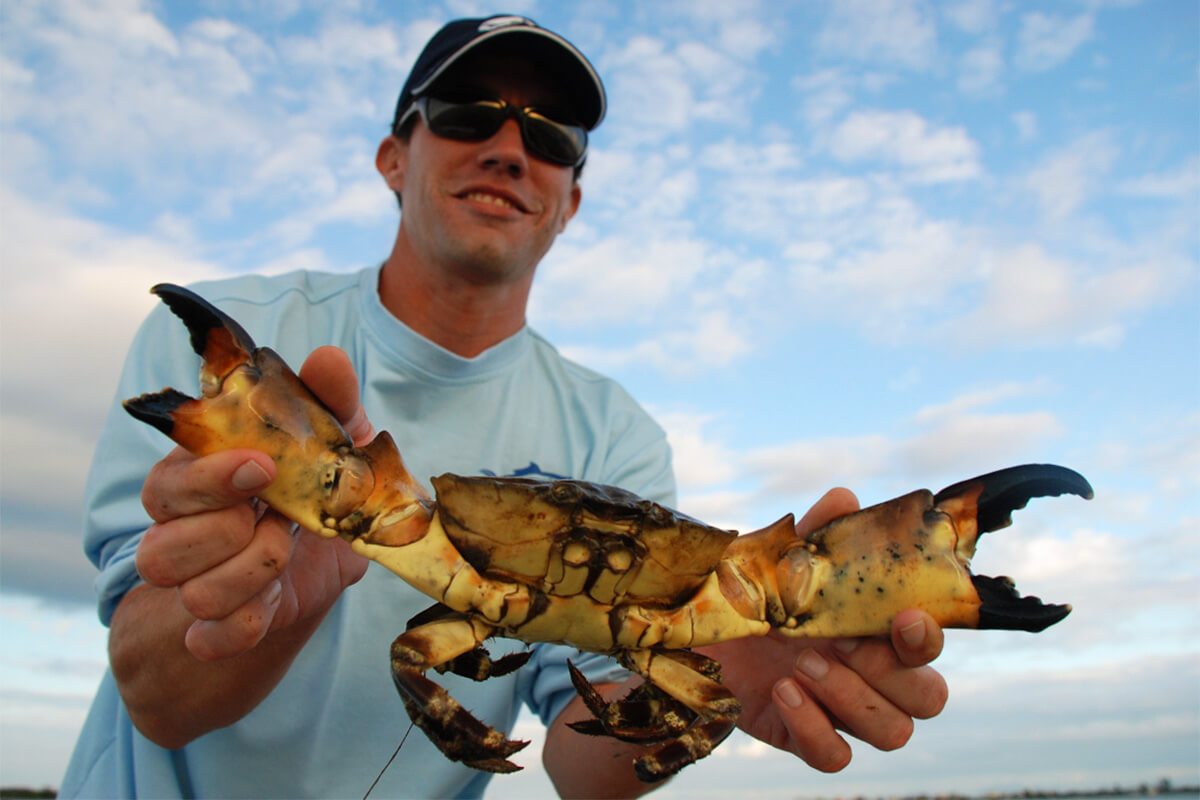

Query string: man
61 16 947 799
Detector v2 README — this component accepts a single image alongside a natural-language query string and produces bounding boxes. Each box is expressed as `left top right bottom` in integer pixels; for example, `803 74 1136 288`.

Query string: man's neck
376 239 534 359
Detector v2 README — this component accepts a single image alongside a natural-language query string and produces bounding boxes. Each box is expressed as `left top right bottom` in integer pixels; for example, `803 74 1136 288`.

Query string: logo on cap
478 16 536 33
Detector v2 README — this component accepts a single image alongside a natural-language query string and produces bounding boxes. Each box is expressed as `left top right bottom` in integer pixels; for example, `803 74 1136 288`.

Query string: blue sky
1 0 1197 796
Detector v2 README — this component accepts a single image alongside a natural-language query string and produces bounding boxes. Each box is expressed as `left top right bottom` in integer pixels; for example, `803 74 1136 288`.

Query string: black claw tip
150 283 258 359
936 464 1093 535
972 574 1072 632
123 388 193 436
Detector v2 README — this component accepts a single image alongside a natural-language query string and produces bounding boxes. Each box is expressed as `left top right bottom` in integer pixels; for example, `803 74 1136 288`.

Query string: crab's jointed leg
568 649 740 782
390 610 530 773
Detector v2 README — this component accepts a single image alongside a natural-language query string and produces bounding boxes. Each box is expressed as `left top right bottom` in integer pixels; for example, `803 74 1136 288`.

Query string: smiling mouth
461 191 524 212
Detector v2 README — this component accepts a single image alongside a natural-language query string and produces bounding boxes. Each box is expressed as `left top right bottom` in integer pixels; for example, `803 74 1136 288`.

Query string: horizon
1 0 1197 796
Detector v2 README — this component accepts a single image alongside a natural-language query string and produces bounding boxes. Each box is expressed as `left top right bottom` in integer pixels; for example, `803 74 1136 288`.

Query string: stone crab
123 284 1093 782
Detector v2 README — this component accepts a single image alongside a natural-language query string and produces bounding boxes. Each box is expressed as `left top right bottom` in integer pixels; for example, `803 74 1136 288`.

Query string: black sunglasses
396 96 588 168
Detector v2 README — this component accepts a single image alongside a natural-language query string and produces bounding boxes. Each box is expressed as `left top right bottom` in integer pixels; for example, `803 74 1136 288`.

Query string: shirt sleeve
84 303 199 625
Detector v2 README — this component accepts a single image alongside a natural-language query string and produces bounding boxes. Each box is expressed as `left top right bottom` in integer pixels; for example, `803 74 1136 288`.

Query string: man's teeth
465 192 515 209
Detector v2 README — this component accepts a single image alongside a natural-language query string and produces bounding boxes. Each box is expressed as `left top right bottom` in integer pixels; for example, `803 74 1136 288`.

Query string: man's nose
477 118 529 178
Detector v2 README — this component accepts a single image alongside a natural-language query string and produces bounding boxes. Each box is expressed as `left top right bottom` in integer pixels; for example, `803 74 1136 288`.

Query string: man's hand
111 347 373 748
699 488 949 772
134 347 372 661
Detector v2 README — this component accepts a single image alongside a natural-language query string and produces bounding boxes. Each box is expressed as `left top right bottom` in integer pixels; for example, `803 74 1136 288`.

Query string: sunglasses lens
421 98 587 167
423 98 505 141
522 113 587 166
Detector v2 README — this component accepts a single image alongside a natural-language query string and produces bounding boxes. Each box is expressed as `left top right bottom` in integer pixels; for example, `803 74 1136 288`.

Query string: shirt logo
480 461 569 480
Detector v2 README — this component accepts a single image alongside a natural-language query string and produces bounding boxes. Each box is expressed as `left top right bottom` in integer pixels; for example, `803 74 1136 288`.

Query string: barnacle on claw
125 284 1093 781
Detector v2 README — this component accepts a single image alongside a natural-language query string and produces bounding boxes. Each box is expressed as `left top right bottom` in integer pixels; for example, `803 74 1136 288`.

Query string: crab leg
390 614 530 773
567 651 739 782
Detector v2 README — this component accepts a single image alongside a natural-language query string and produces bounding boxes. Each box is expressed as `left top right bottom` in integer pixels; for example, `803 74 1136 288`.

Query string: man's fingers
890 609 946 668
137 504 259 587
142 447 275 523
771 678 853 772
828 636 949 721
794 487 860 537
174 514 295 620
184 580 285 661
299 346 374 445
788 645 916 753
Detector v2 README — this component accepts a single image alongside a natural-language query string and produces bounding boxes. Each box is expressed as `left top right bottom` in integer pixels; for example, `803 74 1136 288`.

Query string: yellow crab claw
767 464 1092 638
123 283 432 543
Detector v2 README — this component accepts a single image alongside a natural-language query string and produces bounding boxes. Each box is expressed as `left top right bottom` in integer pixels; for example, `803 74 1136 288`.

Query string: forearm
543 679 661 800
108 583 325 749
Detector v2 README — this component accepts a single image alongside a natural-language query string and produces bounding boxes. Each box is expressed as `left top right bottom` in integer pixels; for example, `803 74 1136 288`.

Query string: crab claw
934 464 1092 632
761 463 1092 638
123 283 432 545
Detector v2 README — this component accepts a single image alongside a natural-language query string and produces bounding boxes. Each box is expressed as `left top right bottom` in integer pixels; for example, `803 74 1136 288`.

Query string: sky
0 0 1197 796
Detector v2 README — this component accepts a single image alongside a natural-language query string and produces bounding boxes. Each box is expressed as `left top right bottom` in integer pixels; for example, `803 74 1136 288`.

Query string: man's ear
376 136 407 192
560 183 582 232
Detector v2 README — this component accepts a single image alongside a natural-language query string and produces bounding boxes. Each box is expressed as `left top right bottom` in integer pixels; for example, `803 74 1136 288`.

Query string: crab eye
551 482 582 503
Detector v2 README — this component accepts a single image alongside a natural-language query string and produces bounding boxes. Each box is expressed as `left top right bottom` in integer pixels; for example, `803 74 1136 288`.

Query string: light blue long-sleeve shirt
61 266 675 799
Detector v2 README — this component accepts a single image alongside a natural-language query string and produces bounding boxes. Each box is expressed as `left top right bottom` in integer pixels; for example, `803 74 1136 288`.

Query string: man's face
381 55 583 286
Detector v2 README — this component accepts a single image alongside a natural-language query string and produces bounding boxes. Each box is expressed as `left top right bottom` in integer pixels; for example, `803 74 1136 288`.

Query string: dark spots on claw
876 586 885 595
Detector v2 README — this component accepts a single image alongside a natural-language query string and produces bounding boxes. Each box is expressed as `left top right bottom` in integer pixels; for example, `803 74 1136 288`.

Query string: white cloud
957 40 1005 94
793 68 857 127
948 243 1187 348
1020 131 1118 220
653 410 740 490
0 189 217 514
601 36 701 145
828 110 982 184
557 308 752 378
534 234 710 326
942 0 998 34
912 380 1053 424
667 0 777 58
1012 110 1039 141
1015 11 1095 72
818 0 939 71
1118 154 1200 199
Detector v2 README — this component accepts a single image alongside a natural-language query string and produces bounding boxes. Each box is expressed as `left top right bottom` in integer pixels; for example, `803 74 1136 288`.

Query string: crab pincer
124 283 1094 782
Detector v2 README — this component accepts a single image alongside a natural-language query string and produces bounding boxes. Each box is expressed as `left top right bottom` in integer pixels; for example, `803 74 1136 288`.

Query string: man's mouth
460 190 526 213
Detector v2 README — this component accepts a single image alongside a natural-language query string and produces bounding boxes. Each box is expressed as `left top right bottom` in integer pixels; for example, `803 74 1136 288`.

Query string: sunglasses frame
395 96 588 168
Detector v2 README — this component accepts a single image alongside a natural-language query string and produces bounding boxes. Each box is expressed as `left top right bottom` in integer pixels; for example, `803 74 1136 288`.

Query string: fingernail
775 679 804 708
834 638 860 654
342 406 374 444
263 579 282 608
232 460 271 492
900 618 926 649
796 648 829 680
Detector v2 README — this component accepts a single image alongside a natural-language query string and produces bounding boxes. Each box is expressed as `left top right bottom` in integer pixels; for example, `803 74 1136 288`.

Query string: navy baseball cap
393 15 606 134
